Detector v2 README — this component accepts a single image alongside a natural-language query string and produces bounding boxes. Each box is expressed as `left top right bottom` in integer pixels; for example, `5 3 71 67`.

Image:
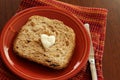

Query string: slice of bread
13 15 75 69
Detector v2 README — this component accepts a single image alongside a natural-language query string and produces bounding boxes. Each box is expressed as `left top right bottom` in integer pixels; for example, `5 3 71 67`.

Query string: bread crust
13 15 75 69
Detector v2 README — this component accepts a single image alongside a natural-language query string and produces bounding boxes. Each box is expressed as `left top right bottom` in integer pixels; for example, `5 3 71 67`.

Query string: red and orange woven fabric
0 0 108 80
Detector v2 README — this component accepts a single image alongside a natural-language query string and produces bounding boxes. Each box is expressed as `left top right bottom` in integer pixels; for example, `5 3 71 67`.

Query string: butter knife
84 23 98 80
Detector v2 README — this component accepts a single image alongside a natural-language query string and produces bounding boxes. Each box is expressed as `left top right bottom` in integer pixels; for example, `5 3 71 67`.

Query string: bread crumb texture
13 15 75 69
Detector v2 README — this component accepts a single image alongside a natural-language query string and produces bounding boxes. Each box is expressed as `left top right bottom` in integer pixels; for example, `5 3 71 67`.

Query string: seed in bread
13 15 75 69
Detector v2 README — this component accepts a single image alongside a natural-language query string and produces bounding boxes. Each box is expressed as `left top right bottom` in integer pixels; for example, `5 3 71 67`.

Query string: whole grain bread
13 15 75 69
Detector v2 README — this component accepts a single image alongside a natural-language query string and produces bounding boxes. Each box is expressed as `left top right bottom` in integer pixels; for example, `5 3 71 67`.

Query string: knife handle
89 59 98 80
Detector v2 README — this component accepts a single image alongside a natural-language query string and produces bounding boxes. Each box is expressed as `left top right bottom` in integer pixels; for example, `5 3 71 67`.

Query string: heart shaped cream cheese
40 34 55 49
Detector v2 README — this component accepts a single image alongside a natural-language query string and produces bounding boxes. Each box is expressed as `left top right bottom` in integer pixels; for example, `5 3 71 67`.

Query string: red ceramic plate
0 7 90 80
